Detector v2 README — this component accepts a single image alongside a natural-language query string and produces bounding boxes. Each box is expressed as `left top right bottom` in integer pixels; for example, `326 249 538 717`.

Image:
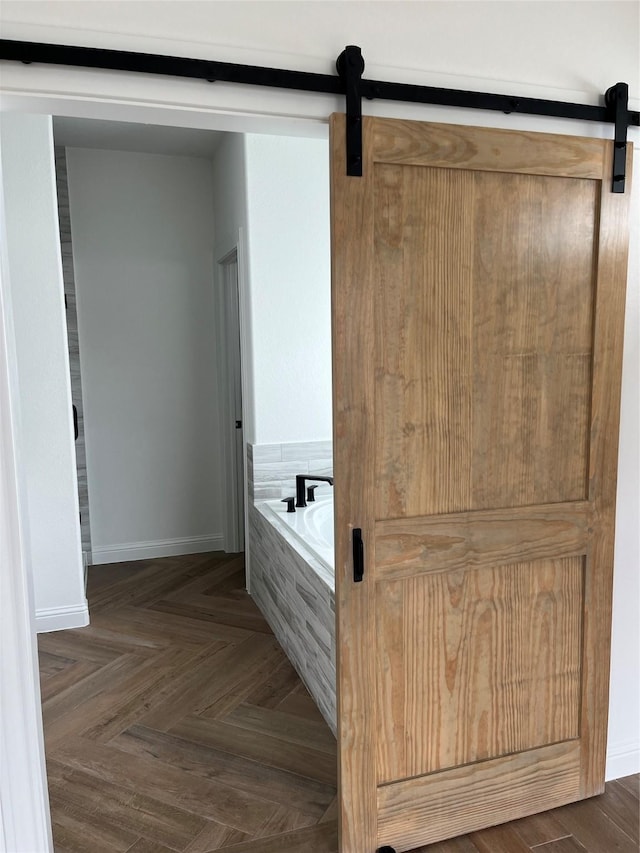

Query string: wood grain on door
330 115 632 853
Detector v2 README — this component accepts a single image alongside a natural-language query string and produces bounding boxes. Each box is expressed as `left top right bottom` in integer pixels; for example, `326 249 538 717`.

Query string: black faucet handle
281 496 296 513
306 485 318 502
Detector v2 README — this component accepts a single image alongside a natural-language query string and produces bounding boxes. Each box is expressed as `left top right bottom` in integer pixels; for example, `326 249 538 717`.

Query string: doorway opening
217 247 245 555
36 113 339 851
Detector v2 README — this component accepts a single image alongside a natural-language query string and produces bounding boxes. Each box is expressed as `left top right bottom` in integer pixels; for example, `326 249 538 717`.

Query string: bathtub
249 492 337 734
261 494 334 588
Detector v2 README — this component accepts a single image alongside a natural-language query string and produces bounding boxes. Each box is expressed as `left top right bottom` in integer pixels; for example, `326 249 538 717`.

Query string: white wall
0 114 87 632
211 132 332 445
65 148 222 563
608 168 640 776
1 2 637 115
245 134 331 444
211 133 253 441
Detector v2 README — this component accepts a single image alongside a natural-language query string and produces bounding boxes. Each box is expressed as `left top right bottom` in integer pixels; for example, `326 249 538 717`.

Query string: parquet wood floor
39 552 638 853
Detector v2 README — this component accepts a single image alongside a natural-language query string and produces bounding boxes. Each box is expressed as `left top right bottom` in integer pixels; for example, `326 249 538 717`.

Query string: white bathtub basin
261 493 335 581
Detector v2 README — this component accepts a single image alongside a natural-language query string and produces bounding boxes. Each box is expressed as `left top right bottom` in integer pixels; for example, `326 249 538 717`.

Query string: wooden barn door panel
330 116 632 853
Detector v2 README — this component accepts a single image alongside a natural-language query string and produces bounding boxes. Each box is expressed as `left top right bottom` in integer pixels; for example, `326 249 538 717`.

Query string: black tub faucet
295 475 333 508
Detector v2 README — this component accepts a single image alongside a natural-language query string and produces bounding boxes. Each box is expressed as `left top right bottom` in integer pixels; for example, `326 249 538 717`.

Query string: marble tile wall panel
246 444 255 500
249 503 336 735
252 443 284 464
249 441 333 500
55 147 92 557
281 440 333 462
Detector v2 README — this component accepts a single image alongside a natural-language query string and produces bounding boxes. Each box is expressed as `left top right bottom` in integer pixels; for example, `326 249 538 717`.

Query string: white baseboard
35 601 89 633
90 534 224 565
606 739 640 780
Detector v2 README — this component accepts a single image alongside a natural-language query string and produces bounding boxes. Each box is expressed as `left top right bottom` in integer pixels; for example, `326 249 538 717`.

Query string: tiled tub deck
247 442 336 736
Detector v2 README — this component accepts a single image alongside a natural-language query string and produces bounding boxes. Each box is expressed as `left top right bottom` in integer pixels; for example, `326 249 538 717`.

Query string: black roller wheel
336 46 365 78
604 83 625 110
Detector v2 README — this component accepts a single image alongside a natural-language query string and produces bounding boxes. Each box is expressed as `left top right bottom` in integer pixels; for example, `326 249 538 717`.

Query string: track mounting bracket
337 45 364 177
606 82 629 193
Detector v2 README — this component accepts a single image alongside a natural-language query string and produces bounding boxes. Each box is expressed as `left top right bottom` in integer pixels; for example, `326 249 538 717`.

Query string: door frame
1 76 637 852
214 232 250 563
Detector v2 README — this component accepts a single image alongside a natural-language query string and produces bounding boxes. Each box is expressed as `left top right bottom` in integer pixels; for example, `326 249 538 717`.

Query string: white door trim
0 180 53 853
215 245 242 553
214 229 252 582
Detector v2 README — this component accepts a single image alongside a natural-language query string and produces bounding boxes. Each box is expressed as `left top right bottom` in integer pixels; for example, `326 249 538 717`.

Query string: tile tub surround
248 441 333 501
249 501 336 736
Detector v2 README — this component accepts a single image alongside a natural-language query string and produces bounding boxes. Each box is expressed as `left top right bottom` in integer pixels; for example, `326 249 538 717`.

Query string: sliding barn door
330 114 632 853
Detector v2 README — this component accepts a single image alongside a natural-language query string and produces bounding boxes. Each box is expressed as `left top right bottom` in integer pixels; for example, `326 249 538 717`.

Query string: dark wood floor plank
86 563 178 611
92 603 251 648
124 839 176 853
183 820 251 853
156 559 264 605
39 629 123 666
253 802 321 837
64 621 170 653
196 640 292 719
151 595 272 634
43 653 147 734
46 648 202 748
511 810 573 847
546 797 638 853
225 702 337 756
39 649 76 676
615 773 639 801
410 836 479 852
81 643 225 743
40 659 102 703
139 635 279 730
469 823 532 853
531 837 588 852
171 714 337 786
50 736 278 835
133 640 244 731
276 684 328 725
51 808 139 853
90 561 197 613
244 657 301 709
114 724 335 816
47 759 207 851
595 779 640 844
166 556 245 600
319 797 338 825
215 820 338 853
87 560 150 595
201 565 247 597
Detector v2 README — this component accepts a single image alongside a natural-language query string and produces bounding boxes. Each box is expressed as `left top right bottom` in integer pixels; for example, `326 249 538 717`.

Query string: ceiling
53 117 225 158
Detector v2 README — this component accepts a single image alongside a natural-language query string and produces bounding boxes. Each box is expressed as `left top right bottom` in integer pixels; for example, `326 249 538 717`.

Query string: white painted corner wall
212 132 253 443
245 133 332 445
64 147 223 564
0 135 53 853
211 131 333 448
606 166 640 781
0 114 87 633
